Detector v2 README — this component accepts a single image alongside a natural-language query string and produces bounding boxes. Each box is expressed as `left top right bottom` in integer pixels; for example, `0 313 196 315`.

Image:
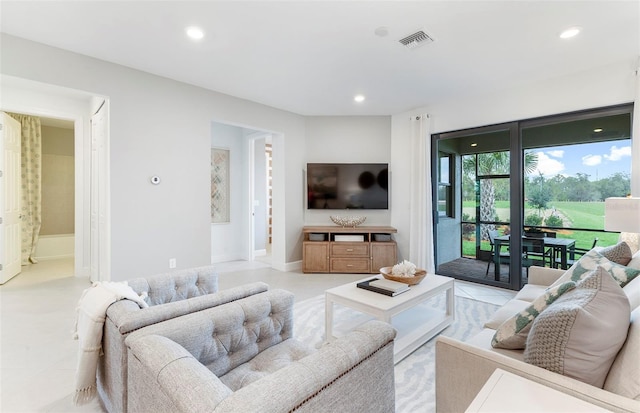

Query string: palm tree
463 151 538 241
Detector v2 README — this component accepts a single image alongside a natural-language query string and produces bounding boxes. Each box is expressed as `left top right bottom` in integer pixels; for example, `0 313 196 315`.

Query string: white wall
4 34 633 277
1 34 305 279
390 59 638 260
304 116 392 227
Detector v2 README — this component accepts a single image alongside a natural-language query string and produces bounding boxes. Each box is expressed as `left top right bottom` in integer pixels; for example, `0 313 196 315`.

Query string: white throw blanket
72 281 148 405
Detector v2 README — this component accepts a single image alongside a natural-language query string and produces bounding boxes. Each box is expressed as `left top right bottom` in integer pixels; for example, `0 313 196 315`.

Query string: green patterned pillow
491 281 577 349
550 247 640 289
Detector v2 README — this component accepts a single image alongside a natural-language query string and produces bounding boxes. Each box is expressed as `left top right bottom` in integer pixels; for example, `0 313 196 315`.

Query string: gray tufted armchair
96 265 269 413
125 289 397 413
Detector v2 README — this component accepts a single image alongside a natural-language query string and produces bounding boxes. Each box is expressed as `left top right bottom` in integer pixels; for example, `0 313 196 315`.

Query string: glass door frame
431 103 633 291
432 121 525 291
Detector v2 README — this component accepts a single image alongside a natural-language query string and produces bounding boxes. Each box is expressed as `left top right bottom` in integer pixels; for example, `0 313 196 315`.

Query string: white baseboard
211 253 246 263
34 234 74 260
281 260 302 272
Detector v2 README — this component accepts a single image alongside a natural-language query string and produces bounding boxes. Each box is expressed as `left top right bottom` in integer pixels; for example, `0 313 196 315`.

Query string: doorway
210 121 279 267
1 75 109 281
249 132 272 264
36 117 76 262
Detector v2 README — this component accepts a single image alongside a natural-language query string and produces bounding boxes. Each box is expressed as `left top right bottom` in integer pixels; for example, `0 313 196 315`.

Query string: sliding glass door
432 104 632 291
433 124 522 290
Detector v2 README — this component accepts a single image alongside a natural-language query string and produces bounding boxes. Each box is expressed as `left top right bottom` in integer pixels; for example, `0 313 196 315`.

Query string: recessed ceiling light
559 27 581 39
594 128 603 133
470 143 478 147
374 26 389 37
185 26 204 40
354 95 365 103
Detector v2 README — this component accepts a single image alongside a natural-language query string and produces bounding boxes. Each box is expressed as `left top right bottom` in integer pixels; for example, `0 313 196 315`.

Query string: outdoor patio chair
485 229 511 276
553 237 598 268
522 237 552 276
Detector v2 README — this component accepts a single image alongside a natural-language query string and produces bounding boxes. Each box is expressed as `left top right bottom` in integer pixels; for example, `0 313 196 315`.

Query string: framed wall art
211 148 230 223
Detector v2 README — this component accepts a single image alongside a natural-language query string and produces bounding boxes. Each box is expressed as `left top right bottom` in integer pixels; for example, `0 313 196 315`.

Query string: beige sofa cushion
623 275 640 310
484 299 530 330
627 249 640 270
463 328 525 361
524 267 630 388
513 283 548 302
604 306 640 400
491 281 576 349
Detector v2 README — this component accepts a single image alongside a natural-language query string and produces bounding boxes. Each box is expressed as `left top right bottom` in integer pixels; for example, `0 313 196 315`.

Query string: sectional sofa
436 246 640 413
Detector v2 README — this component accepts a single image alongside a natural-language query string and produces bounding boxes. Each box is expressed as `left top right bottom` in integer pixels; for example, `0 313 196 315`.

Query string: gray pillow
524 266 630 388
598 241 633 266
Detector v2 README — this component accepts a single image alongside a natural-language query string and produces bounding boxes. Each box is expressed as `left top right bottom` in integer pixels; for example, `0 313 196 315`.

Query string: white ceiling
1 1 638 116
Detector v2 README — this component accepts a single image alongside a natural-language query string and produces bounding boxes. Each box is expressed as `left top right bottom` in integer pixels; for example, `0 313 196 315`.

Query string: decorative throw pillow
491 281 576 349
524 267 631 388
598 241 632 266
549 245 640 289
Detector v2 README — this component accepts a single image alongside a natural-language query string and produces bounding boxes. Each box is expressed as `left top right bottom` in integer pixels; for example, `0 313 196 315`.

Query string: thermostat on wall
150 176 161 185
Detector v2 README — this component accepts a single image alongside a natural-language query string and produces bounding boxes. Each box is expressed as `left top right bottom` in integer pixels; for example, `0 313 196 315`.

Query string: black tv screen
307 163 389 210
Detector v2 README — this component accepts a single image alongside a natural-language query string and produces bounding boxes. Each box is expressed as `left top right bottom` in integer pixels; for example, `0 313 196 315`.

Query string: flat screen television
307 163 389 210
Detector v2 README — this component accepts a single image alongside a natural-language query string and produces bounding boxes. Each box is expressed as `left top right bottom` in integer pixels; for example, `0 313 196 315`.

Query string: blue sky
531 139 632 181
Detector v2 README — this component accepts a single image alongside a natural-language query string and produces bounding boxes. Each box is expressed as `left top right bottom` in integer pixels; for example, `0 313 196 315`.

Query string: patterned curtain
9 113 42 264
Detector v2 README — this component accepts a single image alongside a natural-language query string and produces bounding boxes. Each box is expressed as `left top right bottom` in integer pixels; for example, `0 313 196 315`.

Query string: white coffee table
325 273 455 364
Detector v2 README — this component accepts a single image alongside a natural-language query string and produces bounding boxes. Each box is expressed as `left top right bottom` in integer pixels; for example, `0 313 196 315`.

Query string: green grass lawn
460 201 618 257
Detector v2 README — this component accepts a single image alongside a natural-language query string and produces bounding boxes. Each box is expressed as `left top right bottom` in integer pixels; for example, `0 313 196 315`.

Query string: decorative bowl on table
330 215 366 227
379 267 427 285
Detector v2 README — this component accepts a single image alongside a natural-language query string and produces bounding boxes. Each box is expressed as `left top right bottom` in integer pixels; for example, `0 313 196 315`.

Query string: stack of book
357 277 410 296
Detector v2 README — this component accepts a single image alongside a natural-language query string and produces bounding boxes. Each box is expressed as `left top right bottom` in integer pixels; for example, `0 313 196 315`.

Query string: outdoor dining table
494 235 576 280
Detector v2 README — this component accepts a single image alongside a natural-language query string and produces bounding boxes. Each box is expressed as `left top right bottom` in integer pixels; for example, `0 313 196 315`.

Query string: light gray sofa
96 265 269 413
125 289 397 413
436 265 640 413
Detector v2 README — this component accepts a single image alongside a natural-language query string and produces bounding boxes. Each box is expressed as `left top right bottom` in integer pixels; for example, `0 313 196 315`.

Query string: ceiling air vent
399 30 434 50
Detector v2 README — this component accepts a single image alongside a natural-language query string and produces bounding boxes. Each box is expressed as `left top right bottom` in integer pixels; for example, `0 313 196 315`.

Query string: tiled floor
0 258 515 413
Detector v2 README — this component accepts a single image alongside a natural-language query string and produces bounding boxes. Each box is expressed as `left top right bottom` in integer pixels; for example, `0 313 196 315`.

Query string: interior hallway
0 258 515 412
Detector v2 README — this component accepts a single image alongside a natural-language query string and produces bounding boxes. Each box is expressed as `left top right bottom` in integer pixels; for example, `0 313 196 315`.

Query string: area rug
293 292 499 413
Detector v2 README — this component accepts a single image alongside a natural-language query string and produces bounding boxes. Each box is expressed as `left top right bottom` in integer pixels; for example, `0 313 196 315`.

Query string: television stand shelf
302 226 397 274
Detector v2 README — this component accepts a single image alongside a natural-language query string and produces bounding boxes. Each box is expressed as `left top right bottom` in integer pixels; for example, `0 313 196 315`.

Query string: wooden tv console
302 226 397 274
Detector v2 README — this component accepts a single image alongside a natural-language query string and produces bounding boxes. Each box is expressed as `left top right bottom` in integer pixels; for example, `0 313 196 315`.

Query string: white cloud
547 150 564 158
582 154 602 166
604 145 631 161
533 151 564 177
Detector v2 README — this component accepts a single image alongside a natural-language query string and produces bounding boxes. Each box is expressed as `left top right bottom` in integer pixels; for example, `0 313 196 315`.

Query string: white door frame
246 131 271 262
90 100 110 282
